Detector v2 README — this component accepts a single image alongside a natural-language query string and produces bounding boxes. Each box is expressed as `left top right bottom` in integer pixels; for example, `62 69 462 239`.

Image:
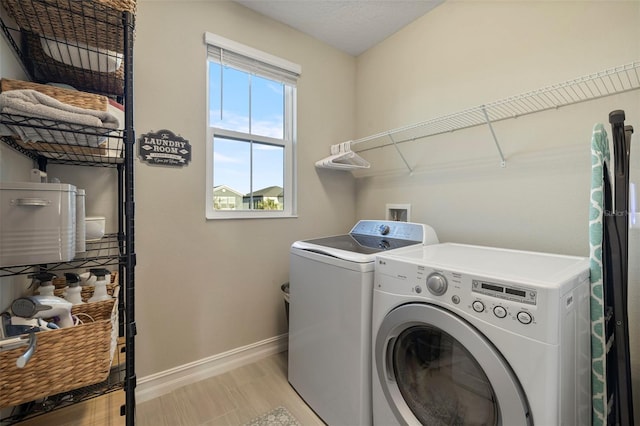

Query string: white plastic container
0 182 76 267
76 189 86 253
85 216 106 241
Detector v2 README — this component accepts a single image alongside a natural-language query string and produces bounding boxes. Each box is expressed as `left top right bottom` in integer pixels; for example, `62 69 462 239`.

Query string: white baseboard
136 333 288 403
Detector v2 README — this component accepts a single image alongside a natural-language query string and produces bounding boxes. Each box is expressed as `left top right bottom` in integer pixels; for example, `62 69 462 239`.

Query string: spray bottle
79 271 97 286
88 269 111 302
29 272 57 297
64 273 84 305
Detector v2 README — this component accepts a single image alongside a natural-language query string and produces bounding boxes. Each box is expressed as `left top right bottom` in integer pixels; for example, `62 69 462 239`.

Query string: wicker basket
1 0 136 53
25 32 125 96
0 298 118 408
0 78 108 111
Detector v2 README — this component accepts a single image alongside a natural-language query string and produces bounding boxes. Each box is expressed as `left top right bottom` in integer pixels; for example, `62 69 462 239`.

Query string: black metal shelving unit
0 0 135 424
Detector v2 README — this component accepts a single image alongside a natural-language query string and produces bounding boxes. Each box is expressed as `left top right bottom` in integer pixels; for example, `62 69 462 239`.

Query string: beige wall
354 0 640 255
353 0 640 414
132 1 357 377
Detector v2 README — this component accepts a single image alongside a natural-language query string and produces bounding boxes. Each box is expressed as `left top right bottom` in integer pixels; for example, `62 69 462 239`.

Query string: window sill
206 211 298 220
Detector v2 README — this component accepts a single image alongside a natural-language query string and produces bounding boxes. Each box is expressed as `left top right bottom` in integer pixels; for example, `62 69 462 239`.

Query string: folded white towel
0 89 119 147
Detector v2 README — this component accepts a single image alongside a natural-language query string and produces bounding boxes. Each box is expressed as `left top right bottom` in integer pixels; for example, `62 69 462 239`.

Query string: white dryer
372 243 591 426
288 220 439 426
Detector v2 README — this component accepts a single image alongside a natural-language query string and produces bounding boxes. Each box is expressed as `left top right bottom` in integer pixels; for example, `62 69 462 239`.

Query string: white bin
76 189 86 253
0 182 76 267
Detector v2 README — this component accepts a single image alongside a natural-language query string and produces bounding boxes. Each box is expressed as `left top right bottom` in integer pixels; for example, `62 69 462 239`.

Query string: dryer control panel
472 279 537 305
374 243 590 345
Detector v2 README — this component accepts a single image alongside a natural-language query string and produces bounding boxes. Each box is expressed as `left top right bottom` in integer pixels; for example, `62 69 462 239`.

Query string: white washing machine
288 220 439 426
372 243 591 426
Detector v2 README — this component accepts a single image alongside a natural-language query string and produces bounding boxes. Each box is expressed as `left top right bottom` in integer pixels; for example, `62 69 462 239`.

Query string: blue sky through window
210 62 285 196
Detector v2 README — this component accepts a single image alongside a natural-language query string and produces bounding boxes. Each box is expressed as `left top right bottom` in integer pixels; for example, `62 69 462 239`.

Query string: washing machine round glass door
375 303 532 426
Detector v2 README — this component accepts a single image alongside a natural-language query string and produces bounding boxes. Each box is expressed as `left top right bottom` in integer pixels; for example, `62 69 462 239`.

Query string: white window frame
204 33 300 220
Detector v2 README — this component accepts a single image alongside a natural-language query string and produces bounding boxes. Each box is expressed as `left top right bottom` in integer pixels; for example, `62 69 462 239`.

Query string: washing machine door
375 303 532 426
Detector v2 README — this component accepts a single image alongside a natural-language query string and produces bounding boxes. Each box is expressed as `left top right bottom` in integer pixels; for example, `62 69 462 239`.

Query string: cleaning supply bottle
64 273 84 305
88 269 111 302
29 272 57 297
79 271 96 286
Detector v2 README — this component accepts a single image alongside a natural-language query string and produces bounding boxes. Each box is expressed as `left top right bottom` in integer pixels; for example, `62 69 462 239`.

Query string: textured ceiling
234 0 444 56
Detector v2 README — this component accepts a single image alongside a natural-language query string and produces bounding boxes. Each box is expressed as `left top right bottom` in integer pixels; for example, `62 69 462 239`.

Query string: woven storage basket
0 78 108 111
1 0 136 53
0 298 118 408
25 33 125 96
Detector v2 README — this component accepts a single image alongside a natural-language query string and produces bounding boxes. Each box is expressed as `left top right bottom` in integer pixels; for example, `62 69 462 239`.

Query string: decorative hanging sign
138 129 191 167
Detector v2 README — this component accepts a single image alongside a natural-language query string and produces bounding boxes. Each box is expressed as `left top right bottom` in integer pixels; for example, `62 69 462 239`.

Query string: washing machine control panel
350 220 426 241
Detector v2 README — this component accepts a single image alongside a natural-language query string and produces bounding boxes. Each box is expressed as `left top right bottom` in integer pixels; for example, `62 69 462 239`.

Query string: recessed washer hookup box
0 181 76 267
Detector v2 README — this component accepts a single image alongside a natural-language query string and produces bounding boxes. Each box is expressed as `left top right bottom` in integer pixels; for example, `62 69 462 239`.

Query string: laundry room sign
138 129 191 167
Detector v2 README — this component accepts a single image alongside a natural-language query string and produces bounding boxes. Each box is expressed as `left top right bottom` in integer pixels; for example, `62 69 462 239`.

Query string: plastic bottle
88 269 111 302
64 273 84 305
79 271 97 286
29 272 57 297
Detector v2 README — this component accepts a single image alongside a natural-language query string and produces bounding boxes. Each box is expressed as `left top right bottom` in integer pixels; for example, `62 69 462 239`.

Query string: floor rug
244 406 302 426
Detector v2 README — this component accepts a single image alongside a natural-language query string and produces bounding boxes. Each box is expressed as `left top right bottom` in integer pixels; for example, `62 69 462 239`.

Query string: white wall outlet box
386 204 411 222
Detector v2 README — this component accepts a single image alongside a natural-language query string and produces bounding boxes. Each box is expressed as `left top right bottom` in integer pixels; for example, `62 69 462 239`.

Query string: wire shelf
0 112 124 167
350 61 640 155
0 233 121 277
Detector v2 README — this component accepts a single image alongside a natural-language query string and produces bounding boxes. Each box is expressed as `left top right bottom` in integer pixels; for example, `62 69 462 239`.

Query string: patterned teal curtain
590 123 609 425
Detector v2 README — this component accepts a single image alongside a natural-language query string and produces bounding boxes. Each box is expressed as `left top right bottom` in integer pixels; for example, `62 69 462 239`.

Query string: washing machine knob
426 273 448 296
378 224 390 235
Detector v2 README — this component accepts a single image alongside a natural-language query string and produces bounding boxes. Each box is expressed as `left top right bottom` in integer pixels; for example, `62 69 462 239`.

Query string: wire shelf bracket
388 132 414 174
481 105 507 167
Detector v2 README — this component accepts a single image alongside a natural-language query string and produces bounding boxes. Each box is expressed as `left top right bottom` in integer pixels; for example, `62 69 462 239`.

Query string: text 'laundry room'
0 1 639 425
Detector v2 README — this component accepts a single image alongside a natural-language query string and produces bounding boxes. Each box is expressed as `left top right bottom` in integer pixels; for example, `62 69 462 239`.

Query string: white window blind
205 32 301 85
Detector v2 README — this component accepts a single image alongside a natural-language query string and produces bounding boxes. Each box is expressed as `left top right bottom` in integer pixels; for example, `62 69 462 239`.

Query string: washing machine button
414 285 422 294
451 295 460 304
472 301 485 312
517 311 533 324
493 306 507 318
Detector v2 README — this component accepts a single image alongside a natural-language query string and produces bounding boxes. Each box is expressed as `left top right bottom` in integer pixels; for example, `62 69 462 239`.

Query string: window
205 33 301 219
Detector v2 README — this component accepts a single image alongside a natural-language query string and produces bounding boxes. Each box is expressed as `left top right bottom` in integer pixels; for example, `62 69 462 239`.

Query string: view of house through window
213 137 285 210
206 34 299 218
